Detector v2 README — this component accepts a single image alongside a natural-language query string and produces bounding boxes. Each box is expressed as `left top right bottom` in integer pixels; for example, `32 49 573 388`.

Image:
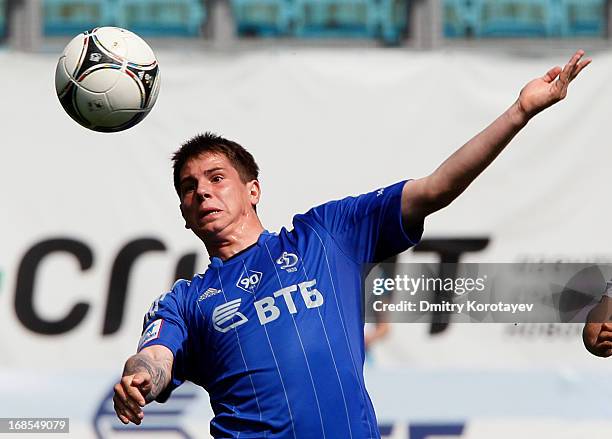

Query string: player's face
178 153 260 239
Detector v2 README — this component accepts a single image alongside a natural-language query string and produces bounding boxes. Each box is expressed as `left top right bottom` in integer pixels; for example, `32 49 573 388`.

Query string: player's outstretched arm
584 296 612 357
401 50 591 229
113 345 174 425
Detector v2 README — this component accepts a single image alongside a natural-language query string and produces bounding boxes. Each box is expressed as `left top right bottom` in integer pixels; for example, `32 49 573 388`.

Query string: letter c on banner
15 238 93 335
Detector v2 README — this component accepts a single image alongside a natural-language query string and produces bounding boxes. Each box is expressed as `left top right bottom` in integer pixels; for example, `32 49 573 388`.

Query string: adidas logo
198 287 221 301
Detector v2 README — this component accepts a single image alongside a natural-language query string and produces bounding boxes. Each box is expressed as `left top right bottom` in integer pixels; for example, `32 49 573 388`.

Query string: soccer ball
55 27 160 133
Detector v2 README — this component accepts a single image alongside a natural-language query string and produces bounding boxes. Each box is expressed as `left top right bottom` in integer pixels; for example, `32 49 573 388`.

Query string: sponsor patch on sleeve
138 319 163 350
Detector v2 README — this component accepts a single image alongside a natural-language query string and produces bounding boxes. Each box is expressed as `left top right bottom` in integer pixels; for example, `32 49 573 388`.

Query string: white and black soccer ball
55 27 160 133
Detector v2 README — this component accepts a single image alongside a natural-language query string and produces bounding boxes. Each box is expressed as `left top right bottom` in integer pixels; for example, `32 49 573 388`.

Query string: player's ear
248 180 261 208
179 203 189 229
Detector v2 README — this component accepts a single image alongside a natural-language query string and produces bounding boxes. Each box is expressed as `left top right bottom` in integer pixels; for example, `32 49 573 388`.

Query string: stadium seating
444 0 605 38
115 0 205 36
561 0 605 36
43 0 206 36
479 0 550 36
231 0 407 44
231 0 293 36
444 0 480 37
444 0 550 37
0 0 5 39
37 0 608 41
44 0 114 35
377 0 409 43
292 0 407 43
292 0 378 38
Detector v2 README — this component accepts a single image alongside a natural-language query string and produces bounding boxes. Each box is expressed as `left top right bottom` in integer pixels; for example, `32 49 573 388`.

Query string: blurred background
2 0 612 438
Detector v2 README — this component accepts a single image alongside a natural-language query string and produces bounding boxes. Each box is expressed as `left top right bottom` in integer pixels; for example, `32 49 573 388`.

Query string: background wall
1 46 612 438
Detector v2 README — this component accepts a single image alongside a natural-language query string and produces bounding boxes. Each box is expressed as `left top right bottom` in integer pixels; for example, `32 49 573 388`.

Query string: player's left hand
517 50 591 119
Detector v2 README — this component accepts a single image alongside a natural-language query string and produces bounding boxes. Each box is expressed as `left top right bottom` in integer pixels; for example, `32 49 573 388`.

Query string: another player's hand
584 322 612 358
517 50 591 119
113 372 151 425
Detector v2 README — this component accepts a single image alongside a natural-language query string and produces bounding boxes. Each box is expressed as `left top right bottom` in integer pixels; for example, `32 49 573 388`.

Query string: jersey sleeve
306 180 423 263
137 280 191 403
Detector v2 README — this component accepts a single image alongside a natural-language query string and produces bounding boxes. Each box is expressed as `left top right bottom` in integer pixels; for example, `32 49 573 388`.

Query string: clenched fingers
113 382 144 424
130 374 151 406
120 375 147 407
125 383 147 408
113 393 143 424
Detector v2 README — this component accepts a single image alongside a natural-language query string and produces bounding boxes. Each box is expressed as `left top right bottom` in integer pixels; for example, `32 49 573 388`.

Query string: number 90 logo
237 271 262 293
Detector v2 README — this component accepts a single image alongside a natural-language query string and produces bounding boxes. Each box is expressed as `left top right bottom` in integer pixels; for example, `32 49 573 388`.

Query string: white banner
1 46 611 437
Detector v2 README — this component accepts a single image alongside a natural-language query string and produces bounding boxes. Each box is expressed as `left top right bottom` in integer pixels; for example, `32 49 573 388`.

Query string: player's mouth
199 209 222 220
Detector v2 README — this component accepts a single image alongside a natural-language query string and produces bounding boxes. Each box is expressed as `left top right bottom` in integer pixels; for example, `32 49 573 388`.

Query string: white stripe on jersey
295 218 375 439
239 260 298 439
215 269 267 436
263 241 327 439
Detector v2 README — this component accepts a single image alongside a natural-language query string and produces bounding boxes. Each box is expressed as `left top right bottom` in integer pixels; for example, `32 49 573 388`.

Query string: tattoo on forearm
124 354 170 402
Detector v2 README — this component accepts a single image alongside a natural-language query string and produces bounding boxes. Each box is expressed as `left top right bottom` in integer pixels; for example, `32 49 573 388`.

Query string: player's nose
196 184 212 202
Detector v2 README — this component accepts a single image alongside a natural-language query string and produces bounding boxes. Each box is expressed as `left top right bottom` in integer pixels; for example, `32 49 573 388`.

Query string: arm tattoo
123 353 171 402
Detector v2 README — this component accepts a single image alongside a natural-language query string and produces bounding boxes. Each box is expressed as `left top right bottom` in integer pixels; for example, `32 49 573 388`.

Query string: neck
202 220 265 261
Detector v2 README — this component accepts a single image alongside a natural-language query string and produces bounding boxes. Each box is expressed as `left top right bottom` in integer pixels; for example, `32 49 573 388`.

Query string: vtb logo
212 298 248 333
212 279 324 333
254 279 323 325
236 269 262 293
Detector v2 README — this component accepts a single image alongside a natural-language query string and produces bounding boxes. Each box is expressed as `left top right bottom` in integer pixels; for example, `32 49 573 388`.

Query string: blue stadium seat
231 0 293 36
478 0 551 37
292 0 379 39
43 0 114 35
444 0 605 38
377 0 409 44
291 0 407 43
231 0 407 43
114 0 205 36
444 0 480 37
0 0 5 39
559 0 604 36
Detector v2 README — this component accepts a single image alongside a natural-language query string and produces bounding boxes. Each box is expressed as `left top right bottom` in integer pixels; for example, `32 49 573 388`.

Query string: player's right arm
113 344 174 424
113 282 191 424
583 296 612 358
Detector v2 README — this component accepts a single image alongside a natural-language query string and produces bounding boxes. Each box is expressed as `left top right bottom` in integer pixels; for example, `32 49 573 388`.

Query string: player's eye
211 175 224 183
181 184 195 196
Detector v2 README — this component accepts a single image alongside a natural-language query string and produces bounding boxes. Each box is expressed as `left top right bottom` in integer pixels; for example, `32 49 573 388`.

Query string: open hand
517 50 591 119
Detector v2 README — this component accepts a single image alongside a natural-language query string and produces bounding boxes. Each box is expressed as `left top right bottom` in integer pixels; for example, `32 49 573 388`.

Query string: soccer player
114 51 590 438
583 280 612 357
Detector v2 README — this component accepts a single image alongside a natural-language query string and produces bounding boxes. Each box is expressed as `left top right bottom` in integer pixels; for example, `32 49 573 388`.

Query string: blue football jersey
138 181 422 439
